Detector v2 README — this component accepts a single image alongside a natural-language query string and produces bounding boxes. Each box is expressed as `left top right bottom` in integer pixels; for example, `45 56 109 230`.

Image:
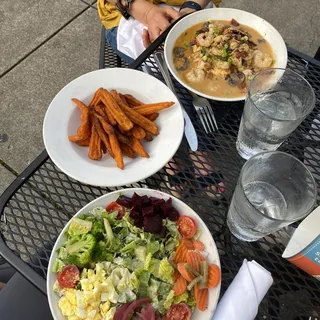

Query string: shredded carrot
194 283 208 311
207 264 221 288
174 244 188 264
173 275 187 296
177 263 194 282
172 270 180 282
186 251 205 273
192 240 205 251
180 238 194 250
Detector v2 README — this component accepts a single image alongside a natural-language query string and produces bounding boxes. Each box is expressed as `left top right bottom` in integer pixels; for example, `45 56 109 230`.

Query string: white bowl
47 188 221 320
164 8 288 102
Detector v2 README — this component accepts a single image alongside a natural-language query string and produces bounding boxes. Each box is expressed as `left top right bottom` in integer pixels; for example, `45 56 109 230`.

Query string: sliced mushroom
174 57 189 71
231 18 240 27
226 72 245 87
173 47 186 58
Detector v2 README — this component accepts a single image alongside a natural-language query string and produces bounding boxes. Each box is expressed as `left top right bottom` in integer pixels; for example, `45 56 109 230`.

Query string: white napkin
117 3 214 60
212 259 273 320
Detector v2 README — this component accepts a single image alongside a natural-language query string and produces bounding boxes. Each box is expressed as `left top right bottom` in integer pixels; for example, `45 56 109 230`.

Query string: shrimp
186 68 206 82
198 61 211 71
252 50 273 70
192 45 201 53
196 32 214 47
229 39 240 50
208 23 225 33
231 55 243 69
238 43 250 53
243 69 254 80
210 47 223 56
213 35 231 43
215 60 230 70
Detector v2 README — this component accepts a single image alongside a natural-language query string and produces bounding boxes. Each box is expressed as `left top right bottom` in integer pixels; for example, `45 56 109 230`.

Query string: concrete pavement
0 0 319 193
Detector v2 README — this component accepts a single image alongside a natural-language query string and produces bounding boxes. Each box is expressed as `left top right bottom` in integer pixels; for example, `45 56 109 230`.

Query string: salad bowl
47 188 221 320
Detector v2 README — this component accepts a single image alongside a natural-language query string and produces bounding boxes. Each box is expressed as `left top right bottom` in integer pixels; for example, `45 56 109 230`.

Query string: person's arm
180 0 212 15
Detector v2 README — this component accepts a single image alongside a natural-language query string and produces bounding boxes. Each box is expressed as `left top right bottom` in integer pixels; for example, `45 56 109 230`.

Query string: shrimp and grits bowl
164 8 287 102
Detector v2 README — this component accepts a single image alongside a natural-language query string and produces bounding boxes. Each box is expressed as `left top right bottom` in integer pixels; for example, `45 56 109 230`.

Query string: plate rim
47 187 221 320
43 68 184 187
164 8 288 102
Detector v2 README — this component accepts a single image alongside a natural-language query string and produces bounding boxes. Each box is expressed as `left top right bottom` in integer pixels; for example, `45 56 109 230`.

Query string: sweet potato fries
68 88 174 169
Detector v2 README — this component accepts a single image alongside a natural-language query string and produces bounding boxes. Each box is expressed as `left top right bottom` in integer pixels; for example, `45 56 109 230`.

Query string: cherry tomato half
167 303 191 320
57 265 80 288
106 201 125 219
177 216 197 239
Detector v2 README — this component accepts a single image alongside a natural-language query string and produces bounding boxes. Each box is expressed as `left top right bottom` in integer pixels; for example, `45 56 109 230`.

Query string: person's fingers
156 15 170 31
142 29 151 48
148 26 161 43
164 7 181 21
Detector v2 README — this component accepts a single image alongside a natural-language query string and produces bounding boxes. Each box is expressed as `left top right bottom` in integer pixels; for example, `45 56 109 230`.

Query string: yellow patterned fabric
97 0 222 30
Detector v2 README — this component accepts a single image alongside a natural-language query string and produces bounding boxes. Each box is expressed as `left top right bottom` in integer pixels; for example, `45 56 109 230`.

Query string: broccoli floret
93 241 114 262
65 233 96 268
91 219 105 240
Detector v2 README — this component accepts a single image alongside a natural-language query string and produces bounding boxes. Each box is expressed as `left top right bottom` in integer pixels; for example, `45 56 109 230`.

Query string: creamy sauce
173 20 275 98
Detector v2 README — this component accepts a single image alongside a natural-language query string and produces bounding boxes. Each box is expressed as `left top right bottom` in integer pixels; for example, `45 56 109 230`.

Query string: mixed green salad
51 194 220 320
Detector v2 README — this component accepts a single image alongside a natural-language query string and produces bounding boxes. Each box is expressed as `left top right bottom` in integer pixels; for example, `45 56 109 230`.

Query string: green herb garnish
222 47 228 58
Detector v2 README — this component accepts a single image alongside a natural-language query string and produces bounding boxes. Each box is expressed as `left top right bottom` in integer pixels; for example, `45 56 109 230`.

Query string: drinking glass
237 68 315 159
227 151 317 241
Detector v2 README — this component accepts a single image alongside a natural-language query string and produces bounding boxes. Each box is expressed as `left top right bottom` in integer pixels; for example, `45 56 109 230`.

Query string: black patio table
0 24 320 319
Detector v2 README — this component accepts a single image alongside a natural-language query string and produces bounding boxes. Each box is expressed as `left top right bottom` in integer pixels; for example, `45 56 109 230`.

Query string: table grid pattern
1 36 320 319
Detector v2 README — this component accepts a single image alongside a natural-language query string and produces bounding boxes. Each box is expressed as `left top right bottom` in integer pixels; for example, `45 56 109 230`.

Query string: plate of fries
43 68 184 187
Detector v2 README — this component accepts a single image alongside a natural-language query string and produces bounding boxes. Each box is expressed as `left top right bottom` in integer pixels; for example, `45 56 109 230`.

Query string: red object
121 298 152 320
166 303 191 320
177 216 196 239
106 201 125 219
114 302 132 320
57 265 80 288
137 303 156 320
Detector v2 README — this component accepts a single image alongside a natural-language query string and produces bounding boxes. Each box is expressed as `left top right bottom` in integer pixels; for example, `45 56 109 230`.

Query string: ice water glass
227 151 317 242
237 68 315 159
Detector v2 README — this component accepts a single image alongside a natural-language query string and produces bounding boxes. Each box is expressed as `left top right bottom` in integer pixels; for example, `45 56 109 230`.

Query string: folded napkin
212 259 273 320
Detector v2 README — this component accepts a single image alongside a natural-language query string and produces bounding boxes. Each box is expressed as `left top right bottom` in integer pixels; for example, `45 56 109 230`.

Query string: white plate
43 68 184 187
47 188 221 320
164 8 288 102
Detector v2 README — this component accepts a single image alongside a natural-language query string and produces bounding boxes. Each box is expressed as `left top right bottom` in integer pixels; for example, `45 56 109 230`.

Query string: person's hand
179 7 196 16
142 5 180 47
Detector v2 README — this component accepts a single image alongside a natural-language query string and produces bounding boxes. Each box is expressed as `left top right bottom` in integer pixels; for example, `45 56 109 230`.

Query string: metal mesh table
1 27 320 319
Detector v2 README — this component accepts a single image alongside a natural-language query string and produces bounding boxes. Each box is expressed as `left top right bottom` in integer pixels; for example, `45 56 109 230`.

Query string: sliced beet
142 205 154 217
117 194 180 237
134 217 144 229
143 215 163 233
116 195 132 208
167 208 179 221
129 207 140 219
132 193 143 210
141 195 151 207
150 197 165 209
160 202 173 218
